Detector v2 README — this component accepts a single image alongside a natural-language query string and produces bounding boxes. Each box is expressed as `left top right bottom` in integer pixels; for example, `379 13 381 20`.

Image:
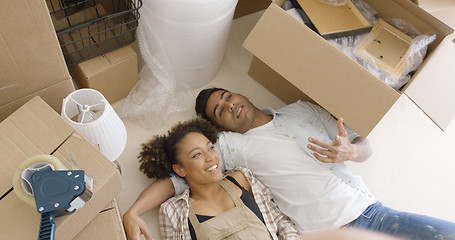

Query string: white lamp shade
61 89 127 162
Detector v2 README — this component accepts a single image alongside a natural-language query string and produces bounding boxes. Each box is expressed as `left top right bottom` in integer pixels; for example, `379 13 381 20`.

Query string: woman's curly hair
139 118 219 179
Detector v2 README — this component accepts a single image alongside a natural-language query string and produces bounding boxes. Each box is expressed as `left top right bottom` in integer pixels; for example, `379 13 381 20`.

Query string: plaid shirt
159 167 301 240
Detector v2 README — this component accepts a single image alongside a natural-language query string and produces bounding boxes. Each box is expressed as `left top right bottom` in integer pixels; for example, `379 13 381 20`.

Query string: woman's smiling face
173 132 223 185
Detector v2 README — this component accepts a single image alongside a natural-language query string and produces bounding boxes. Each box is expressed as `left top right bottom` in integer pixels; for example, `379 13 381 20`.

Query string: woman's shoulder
226 169 252 194
160 189 190 212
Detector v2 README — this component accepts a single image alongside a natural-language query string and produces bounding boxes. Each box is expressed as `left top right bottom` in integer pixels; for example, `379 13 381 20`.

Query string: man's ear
172 164 186 178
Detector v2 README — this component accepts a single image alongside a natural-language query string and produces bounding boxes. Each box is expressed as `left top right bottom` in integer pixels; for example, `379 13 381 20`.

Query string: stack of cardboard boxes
0 0 140 122
0 0 129 238
0 0 272 238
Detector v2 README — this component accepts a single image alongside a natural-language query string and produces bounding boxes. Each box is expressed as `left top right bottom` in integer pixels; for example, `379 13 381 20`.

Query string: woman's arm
267 194 301 240
159 200 185 240
123 177 175 240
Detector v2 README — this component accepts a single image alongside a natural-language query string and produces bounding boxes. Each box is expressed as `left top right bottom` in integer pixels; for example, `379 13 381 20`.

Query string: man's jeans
348 202 455 240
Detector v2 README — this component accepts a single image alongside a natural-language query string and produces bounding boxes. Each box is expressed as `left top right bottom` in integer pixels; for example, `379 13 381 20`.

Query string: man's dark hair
195 87 227 123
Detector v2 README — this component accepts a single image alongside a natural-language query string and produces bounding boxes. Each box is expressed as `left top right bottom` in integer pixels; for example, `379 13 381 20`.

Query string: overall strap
188 198 201 228
219 179 243 206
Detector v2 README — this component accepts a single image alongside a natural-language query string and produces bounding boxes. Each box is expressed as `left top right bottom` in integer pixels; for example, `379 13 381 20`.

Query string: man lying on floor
124 87 455 240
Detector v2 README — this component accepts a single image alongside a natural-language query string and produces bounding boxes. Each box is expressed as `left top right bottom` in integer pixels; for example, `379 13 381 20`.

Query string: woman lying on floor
138 118 301 239
136 118 401 240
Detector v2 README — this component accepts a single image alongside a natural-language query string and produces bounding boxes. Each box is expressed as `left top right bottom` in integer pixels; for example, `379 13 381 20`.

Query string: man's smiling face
205 90 258 133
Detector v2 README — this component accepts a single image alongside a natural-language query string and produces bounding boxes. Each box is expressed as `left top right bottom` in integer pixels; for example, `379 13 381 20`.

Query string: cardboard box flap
0 0 70 106
389 0 454 33
0 97 74 194
404 35 455 130
243 3 400 137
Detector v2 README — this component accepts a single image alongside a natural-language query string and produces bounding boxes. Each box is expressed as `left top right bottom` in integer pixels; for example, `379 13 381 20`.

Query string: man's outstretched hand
307 118 356 163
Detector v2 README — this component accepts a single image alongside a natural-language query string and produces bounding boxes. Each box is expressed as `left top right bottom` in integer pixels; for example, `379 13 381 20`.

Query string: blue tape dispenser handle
38 212 56 240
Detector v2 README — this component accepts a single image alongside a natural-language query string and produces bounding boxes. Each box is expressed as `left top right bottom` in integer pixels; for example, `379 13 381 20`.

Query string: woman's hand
123 209 153 240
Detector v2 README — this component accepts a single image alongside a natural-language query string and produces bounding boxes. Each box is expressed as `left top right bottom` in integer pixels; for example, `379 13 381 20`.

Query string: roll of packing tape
12 154 66 207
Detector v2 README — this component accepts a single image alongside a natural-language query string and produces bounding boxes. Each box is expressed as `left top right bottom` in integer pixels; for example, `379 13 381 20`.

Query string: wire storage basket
47 0 142 66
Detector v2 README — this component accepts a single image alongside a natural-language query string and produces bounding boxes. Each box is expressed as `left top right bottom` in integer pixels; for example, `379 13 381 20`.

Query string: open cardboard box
0 97 123 239
0 0 75 122
244 0 455 137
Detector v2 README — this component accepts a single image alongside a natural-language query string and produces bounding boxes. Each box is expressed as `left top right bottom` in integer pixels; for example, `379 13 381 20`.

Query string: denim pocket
361 202 379 219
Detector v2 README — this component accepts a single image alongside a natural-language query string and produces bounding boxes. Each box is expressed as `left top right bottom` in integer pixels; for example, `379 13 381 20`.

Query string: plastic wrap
282 0 294 10
120 15 194 129
352 0 377 25
329 18 436 90
120 0 238 128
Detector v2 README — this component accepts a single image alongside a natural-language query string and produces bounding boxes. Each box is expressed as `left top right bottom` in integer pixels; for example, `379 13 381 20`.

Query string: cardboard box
74 199 126 240
234 0 271 18
0 97 123 240
0 0 74 122
244 0 455 137
0 78 74 123
69 45 138 103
